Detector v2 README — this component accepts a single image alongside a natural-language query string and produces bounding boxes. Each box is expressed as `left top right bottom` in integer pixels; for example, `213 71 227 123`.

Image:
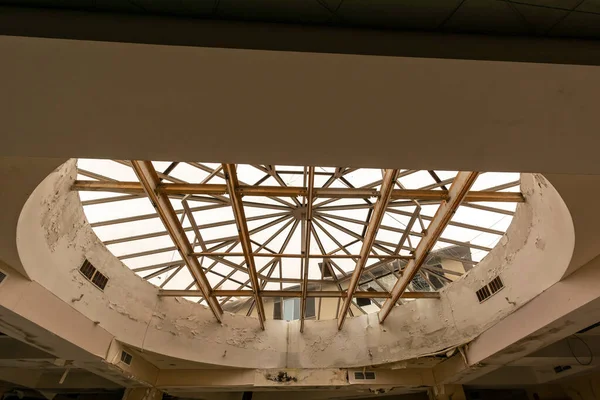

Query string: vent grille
354 371 376 380
476 276 504 303
554 365 571 374
489 276 504 294
476 285 491 302
79 260 109 291
80 260 95 280
91 272 109 290
120 351 133 365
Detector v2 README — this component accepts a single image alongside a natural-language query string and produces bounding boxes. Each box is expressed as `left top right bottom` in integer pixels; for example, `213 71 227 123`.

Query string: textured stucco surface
3 35 600 175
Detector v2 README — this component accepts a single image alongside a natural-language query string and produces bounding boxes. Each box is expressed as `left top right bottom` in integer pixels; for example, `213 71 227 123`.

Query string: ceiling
2 0 600 39
2 6 600 398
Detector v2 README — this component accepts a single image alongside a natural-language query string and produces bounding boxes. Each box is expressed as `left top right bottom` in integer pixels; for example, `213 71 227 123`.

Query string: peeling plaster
265 371 298 383
14 161 575 370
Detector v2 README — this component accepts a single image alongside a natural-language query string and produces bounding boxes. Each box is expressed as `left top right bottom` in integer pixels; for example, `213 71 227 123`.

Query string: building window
273 297 315 320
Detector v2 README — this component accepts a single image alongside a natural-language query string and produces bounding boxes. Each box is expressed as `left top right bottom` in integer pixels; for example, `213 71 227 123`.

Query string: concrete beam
0 367 122 391
103 340 158 387
5 37 600 175
2 6 600 66
433 252 600 385
156 368 434 390
0 336 56 359
0 264 153 390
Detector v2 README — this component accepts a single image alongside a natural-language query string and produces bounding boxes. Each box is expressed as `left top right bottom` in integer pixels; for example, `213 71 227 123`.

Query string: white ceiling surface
76 159 519 310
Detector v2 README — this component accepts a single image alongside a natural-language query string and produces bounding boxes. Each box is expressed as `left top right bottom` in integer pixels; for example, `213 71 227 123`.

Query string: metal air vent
91 272 109 290
80 260 95 280
120 351 133 365
476 285 491 302
79 259 109 291
554 365 571 374
476 275 504 303
354 371 376 380
489 276 504 294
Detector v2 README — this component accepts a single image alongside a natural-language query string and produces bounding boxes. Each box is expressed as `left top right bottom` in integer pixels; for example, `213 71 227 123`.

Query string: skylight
74 160 521 325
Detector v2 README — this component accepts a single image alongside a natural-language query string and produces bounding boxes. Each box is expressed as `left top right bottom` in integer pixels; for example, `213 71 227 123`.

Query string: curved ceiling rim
10 160 574 369
3 157 69 279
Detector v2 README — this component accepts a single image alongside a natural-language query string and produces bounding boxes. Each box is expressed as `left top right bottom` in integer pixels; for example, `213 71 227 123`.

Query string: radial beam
379 171 480 324
72 180 523 202
191 252 412 259
158 290 440 299
300 167 315 333
337 169 399 330
129 160 223 322
223 163 266 330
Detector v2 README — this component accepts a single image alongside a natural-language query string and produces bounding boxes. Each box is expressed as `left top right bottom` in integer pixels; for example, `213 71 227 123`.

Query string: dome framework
73 160 522 330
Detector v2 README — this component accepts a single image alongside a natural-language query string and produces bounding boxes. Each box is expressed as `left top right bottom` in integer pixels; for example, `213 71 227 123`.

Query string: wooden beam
159 182 229 195
300 167 315 333
158 289 440 299
378 171 480 324
129 160 223 322
191 252 412 259
223 163 266 330
73 180 146 194
462 191 521 203
337 169 399 330
72 180 523 202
